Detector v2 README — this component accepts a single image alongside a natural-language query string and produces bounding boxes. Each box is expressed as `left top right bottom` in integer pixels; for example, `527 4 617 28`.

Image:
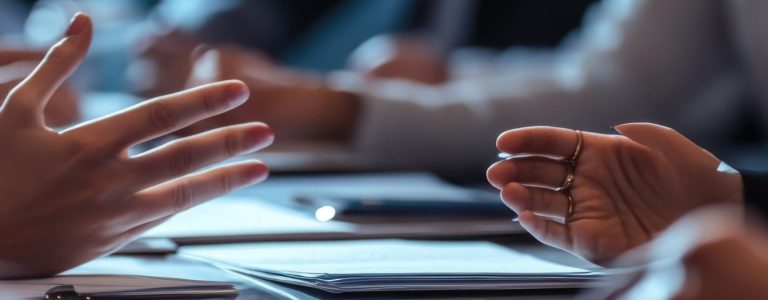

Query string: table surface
63 239 596 300
7 155 598 299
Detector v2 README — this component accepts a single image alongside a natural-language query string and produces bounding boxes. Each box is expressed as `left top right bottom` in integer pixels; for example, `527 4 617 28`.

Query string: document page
183 239 592 275
142 196 353 239
182 240 603 293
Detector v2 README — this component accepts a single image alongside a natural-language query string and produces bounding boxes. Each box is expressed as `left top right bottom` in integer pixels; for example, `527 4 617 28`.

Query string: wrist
301 84 361 143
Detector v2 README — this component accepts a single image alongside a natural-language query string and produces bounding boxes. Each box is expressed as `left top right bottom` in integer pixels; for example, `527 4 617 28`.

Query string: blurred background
0 0 597 92
2 0 767 179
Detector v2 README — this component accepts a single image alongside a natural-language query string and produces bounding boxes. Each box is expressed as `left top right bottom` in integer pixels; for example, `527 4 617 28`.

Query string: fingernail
226 82 249 106
244 163 269 184
66 12 87 36
245 125 274 149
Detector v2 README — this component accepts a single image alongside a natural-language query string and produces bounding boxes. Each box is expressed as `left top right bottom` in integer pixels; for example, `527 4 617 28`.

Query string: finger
44 85 81 127
129 122 273 189
496 126 581 159
127 160 268 223
65 80 250 153
613 122 695 151
518 210 572 250
487 156 571 189
614 122 719 169
2 13 91 124
501 183 569 221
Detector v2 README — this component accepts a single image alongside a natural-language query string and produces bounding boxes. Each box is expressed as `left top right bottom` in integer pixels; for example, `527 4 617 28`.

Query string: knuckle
169 144 195 175
501 160 517 179
45 45 75 66
68 134 121 166
501 186 515 202
539 191 552 208
171 180 193 213
200 89 222 114
224 132 240 156
82 176 122 211
524 161 541 181
148 103 176 131
220 173 234 194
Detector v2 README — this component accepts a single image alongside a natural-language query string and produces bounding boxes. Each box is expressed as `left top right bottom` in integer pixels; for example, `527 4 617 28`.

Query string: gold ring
565 191 575 221
562 130 582 223
557 166 575 191
566 130 583 165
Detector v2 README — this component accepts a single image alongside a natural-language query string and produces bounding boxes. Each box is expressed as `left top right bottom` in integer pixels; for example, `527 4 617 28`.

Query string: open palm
487 123 743 264
0 13 274 279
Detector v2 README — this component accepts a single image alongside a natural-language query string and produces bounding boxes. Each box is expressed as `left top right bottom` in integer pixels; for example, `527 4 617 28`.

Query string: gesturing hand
487 123 743 264
0 13 273 279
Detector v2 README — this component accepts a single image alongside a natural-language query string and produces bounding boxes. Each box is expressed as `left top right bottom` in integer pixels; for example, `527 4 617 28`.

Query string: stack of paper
0 275 237 299
181 240 605 293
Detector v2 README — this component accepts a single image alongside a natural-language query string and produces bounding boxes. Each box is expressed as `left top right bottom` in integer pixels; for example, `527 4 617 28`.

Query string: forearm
331 68 680 175
328 0 739 174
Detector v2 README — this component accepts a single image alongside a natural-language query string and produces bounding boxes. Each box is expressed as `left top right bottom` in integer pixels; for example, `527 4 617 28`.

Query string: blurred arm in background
181 0 747 177
129 0 345 97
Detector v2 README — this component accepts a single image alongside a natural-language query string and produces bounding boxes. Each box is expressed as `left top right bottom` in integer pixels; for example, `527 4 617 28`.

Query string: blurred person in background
131 0 596 96
150 0 768 180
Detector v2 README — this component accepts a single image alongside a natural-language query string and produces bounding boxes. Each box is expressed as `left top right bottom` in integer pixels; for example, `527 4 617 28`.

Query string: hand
0 13 274 279
128 30 200 97
348 34 448 84
0 50 80 126
178 47 360 142
486 123 743 264
589 206 768 300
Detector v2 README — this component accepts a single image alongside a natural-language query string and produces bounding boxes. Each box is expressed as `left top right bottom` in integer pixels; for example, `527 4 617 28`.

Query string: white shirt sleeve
330 0 746 174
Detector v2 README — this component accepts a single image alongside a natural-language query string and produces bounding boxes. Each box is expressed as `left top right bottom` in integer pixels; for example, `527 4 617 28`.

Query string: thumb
2 12 92 126
614 122 721 170
613 122 699 151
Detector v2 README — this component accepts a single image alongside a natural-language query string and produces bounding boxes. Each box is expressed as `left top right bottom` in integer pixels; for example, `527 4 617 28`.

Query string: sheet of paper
182 240 591 275
141 196 353 239
141 173 518 242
